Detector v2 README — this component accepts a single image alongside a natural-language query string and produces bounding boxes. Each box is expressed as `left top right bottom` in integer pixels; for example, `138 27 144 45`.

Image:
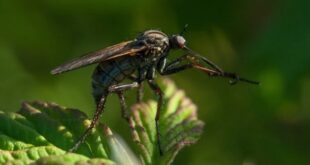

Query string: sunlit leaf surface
0 79 204 165
0 101 113 164
130 79 204 165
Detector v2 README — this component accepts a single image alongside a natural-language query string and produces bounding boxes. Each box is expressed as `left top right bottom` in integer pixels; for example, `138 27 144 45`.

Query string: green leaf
0 102 115 165
130 79 204 165
0 78 204 165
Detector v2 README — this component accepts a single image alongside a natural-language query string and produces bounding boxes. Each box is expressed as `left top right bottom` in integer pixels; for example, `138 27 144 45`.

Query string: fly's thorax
137 30 170 61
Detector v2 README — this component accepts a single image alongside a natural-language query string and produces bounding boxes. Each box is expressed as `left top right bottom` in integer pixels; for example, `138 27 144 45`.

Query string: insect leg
117 92 130 122
184 46 223 73
158 55 194 75
137 67 147 103
128 71 145 103
193 65 260 85
158 54 188 73
108 82 139 122
108 82 139 93
137 82 144 103
160 55 259 84
161 64 193 75
147 79 164 156
69 94 107 152
164 54 189 70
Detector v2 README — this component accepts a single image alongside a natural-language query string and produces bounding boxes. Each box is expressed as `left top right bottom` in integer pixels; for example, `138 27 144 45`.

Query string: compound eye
176 36 186 48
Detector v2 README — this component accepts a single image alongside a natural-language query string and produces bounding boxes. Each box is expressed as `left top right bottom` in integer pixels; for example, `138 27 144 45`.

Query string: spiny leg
162 61 258 85
108 82 139 123
162 54 189 71
116 92 130 122
147 79 164 156
192 65 260 85
69 95 107 152
161 64 193 75
157 54 194 76
159 55 254 84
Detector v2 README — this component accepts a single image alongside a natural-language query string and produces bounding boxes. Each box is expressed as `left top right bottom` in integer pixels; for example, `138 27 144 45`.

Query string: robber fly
51 26 259 155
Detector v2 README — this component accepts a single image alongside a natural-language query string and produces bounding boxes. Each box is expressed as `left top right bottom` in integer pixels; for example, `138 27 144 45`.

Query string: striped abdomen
92 57 137 103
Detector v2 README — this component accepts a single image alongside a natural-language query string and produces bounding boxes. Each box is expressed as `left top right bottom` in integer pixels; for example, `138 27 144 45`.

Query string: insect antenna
180 24 189 36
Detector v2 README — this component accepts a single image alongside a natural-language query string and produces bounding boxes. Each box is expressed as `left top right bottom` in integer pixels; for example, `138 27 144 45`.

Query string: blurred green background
0 0 309 164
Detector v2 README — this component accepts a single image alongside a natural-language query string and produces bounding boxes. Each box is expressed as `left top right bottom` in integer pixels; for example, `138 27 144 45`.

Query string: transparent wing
51 40 146 75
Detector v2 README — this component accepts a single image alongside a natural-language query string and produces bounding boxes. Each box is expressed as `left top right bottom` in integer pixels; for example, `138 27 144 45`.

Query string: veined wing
51 40 146 75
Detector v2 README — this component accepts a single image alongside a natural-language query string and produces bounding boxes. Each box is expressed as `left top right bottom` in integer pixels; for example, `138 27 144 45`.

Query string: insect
51 26 259 155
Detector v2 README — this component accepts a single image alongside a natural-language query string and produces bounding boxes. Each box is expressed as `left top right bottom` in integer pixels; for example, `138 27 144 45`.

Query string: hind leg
69 82 139 152
69 94 107 152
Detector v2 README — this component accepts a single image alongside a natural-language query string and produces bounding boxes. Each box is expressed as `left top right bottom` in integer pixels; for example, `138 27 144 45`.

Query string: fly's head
169 35 186 49
137 30 170 61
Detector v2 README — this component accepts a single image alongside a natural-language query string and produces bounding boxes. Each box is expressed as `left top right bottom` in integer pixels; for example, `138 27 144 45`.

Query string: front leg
161 64 193 75
158 55 194 76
